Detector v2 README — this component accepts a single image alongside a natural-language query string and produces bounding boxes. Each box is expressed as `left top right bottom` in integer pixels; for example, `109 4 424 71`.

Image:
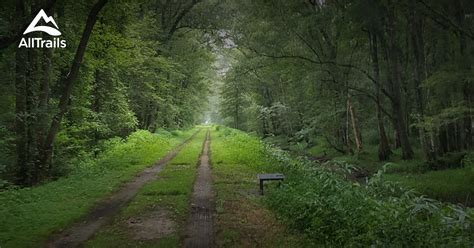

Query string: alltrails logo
18 9 66 48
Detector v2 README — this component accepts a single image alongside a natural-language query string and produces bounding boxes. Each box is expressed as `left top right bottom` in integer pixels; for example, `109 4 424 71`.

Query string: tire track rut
184 130 214 248
46 130 200 248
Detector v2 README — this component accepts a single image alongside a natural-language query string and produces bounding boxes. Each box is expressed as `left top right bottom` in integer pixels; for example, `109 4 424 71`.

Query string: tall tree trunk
25 0 42 185
27 43 40 185
454 0 472 149
410 5 433 160
36 47 53 144
14 0 29 185
34 47 53 175
37 0 109 176
370 32 391 160
386 1 414 159
379 31 400 150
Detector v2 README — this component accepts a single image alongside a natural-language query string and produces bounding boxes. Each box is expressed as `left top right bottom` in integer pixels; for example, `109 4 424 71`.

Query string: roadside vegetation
213 126 474 246
306 143 474 206
211 126 310 247
383 166 474 206
0 129 195 247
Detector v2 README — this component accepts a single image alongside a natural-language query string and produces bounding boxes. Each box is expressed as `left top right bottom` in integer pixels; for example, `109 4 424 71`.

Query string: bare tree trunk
370 32 391 160
14 0 29 185
23 0 43 185
345 95 351 152
347 97 362 152
454 0 472 149
386 1 414 159
27 42 40 185
37 0 109 175
379 31 400 150
36 48 53 141
410 5 433 160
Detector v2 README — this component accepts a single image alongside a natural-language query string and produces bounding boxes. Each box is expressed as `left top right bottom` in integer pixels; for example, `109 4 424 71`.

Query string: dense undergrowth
272 133 474 207
332 149 474 207
216 126 474 246
0 129 194 247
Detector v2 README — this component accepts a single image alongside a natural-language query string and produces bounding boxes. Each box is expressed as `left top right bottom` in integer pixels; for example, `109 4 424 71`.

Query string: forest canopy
1 0 217 185
0 0 473 209
0 0 473 246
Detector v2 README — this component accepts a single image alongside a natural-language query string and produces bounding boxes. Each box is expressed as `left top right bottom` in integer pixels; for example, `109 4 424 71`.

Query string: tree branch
248 47 395 103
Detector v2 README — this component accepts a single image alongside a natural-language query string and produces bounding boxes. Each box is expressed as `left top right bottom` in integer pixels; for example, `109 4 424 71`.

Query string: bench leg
259 180 264 195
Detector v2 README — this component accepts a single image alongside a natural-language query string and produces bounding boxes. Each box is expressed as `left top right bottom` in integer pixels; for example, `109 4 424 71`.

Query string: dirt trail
184 130 214 248
46 131 199 248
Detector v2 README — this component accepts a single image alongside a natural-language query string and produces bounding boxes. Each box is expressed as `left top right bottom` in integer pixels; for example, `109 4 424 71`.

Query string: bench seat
257 173 285 195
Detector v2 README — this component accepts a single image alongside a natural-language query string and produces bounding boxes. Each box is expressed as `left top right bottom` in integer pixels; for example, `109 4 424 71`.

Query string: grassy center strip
85 128 208 247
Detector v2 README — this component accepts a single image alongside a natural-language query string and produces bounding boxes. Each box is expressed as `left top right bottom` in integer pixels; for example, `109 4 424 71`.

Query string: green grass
326 145 474 206
85 129 207 247
211 126 311 247
384 166 474 206
330 146 424 174
0 129 196 248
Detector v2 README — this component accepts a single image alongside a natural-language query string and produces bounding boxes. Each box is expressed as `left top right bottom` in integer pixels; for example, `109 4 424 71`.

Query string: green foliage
0 129 194 247
463 152 474 168
212 126 267 168
384 161 430 174
0 0 214 185
215 0 473 171
263 145 474 246
384 167 474 207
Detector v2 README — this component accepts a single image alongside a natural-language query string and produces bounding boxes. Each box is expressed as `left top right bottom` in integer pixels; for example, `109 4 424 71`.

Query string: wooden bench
257 173 285 195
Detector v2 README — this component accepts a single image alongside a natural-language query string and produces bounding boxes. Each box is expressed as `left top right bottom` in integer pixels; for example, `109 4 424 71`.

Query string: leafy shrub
0 163 9 189
264 145 474 246
212 127 267 168
418 152 467 171
154 128 172 137
384 160 431 174
263 135 289 150
462 152 474 168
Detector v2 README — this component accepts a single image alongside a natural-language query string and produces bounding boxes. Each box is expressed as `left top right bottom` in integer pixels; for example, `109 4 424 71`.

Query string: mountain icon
23 9 61 36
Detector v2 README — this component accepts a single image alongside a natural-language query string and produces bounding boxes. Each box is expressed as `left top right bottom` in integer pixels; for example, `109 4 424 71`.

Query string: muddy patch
127 210 176 240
